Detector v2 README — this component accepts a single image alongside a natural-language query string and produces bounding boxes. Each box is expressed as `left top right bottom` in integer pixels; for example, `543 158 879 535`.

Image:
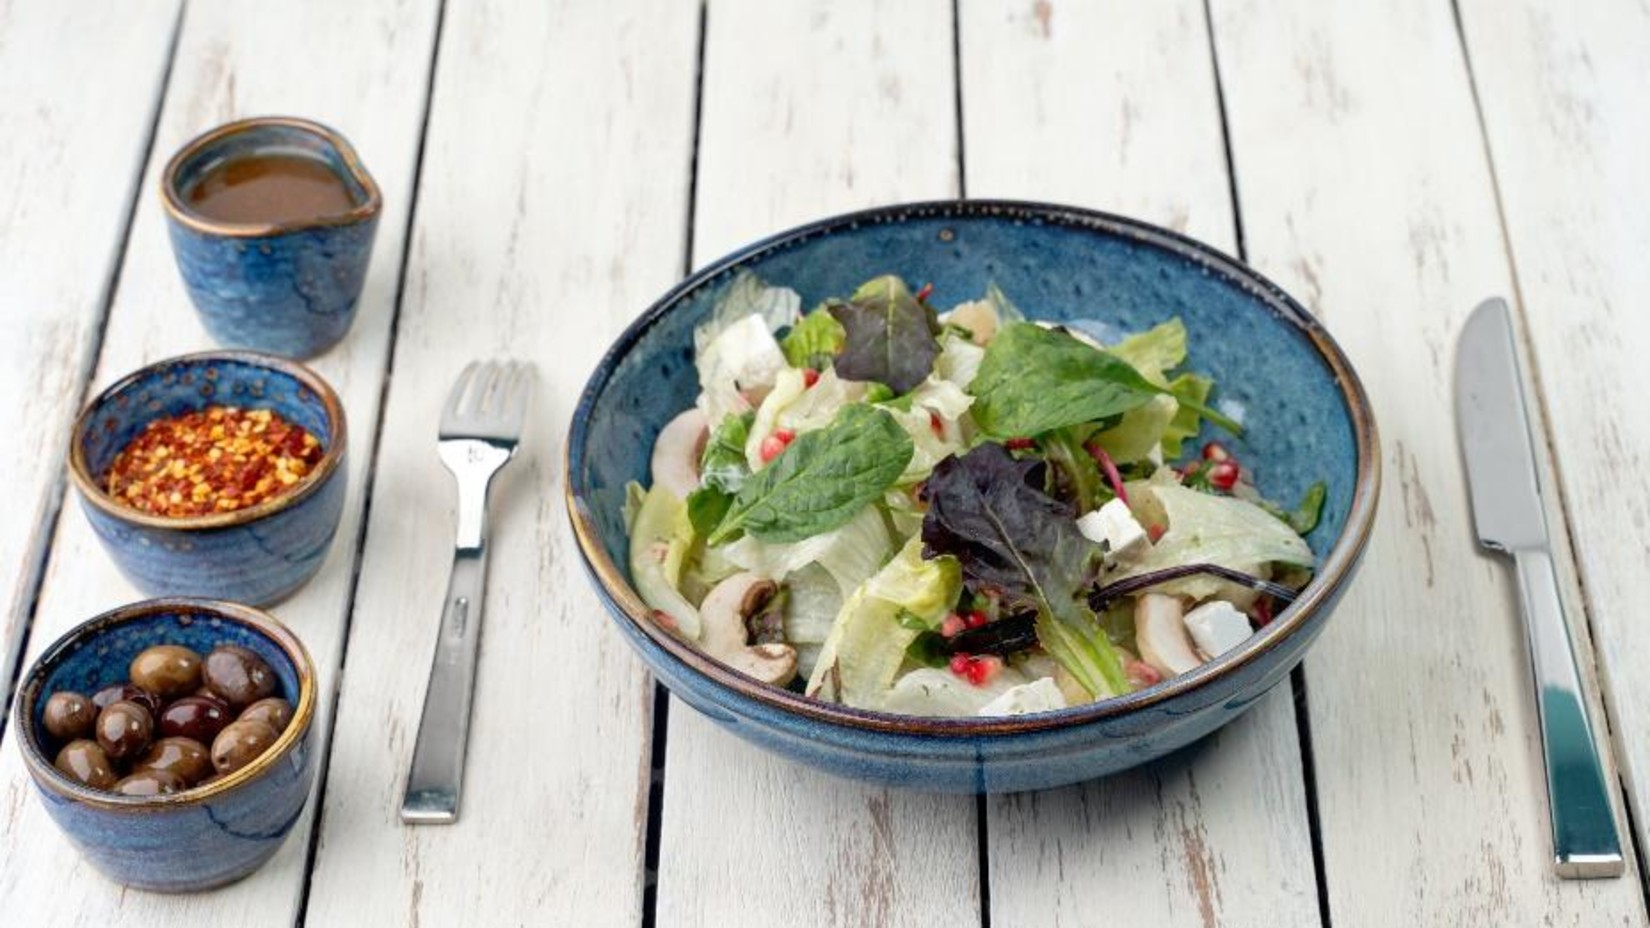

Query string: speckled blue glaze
69 352 348 606
162 117 381 359
13 599 316 892
567 201 1379 792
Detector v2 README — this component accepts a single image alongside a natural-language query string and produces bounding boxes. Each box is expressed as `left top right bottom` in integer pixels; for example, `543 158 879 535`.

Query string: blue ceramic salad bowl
13 598 316 892
67 351 348 606
566 200 1379 793
162 116 382 358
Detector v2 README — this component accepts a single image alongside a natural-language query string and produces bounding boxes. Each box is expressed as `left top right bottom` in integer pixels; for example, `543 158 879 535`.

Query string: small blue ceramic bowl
14 598 317 892
68 351 348 606
567 200 1380 793
162 116 382 358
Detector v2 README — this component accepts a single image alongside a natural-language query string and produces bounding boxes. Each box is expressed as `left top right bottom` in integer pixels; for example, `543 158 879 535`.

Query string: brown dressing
184 154 356 225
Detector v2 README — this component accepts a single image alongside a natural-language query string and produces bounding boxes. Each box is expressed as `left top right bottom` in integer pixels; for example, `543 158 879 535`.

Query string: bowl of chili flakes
67 351 348 605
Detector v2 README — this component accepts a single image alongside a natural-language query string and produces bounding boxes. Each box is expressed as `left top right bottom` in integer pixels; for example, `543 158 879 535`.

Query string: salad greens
630 270 1325 716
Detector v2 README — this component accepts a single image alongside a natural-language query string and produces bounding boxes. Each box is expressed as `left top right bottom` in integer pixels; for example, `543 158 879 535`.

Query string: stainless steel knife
1456 297 1623 879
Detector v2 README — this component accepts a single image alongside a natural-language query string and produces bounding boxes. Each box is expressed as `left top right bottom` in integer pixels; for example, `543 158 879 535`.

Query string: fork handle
401 545 488 824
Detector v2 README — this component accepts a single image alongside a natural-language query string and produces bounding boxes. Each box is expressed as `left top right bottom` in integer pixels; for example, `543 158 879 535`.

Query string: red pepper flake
1147 523 1166 543
928 411 945 438
801 368 820 388
104 405 323 518
1126 660 1163 689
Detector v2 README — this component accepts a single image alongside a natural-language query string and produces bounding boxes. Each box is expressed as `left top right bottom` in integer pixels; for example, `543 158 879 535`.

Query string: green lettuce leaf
781 306 846 369
805 538 963 706
627 486 701 640
1117 482 1315 600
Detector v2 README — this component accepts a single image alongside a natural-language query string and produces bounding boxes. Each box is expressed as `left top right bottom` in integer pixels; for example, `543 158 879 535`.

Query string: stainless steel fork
401 360 534 824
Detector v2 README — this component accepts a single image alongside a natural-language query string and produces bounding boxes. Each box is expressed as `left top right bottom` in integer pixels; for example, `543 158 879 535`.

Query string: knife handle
1512 548 1623 878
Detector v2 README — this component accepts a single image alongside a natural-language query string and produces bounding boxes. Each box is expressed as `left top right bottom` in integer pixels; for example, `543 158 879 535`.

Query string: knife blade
1455 297 1623 879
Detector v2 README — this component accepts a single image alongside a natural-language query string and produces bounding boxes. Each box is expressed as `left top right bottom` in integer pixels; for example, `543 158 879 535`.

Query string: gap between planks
293 0 451 922
0 0 186 746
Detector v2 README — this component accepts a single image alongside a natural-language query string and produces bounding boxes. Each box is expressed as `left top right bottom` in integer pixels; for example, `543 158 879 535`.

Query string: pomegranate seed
965 611 988 629
1004 437 1035 450
1254 597 1275 627
1125 660 1163 689
964 655 1004 686
774 428 796 443
940 614 967 638
949 654 971 675
1147 523 1166 543
759 436 787 463
1183 461 1201 477
802 368 820 388
929 411 945 438
916 282 934 302
1202 441 1230 462
1208 460 1240 491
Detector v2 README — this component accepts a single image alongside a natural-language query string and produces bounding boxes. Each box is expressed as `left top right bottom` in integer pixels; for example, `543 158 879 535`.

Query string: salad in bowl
626 271 1325 719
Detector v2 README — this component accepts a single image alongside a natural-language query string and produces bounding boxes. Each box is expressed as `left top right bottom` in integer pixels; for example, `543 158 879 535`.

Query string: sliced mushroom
699 572 798 686
650 408 709 499
1134 593 1202 677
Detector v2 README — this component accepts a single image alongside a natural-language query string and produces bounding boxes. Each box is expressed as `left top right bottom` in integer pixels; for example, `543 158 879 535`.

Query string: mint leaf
708 404 913 544
920 444 1127 697
781 307 846 369
828 276 941 394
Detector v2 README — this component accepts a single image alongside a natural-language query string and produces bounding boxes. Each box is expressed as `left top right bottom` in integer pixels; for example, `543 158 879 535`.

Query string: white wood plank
962 2 1321 924
1458 0 1650 868
1210 1 1645 924
0 0 178 697
0 0 439 922
302 1 700 924
656 2 979 927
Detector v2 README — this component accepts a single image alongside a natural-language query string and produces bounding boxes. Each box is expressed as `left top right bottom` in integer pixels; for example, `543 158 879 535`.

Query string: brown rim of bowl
159 115 382 238
565 198 1382 738
13 598 317 811
66 349 348 532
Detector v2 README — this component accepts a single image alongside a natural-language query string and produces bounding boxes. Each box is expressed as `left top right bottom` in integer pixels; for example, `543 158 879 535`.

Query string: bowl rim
160 115 383 238
66 349 348 532
13 597 317 810
565 198 1381 736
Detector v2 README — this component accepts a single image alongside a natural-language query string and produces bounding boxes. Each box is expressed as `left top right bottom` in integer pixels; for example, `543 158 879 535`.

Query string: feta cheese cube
977 677 1068 717
1076 498 1149 561
1184 600 1253 659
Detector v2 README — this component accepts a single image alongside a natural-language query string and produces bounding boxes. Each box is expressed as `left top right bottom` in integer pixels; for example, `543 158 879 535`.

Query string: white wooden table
2 1 1647 924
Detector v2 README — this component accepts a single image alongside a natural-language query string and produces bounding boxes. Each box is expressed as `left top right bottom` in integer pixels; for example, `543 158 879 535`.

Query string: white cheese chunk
1076 498 1149 561
977 677 1068 717
1184 600 1253 659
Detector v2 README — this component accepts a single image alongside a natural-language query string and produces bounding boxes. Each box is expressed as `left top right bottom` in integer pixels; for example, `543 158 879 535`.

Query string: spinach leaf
686 486 732 537
781 307 846 369
707 404 913 545
920 444 1128 696
970 322 1239 439
970 323 1161 438
1040 426 1108 513
828 275 941 394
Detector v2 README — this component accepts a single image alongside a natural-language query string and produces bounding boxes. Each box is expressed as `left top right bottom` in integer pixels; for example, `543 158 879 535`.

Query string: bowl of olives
12 597 315 892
